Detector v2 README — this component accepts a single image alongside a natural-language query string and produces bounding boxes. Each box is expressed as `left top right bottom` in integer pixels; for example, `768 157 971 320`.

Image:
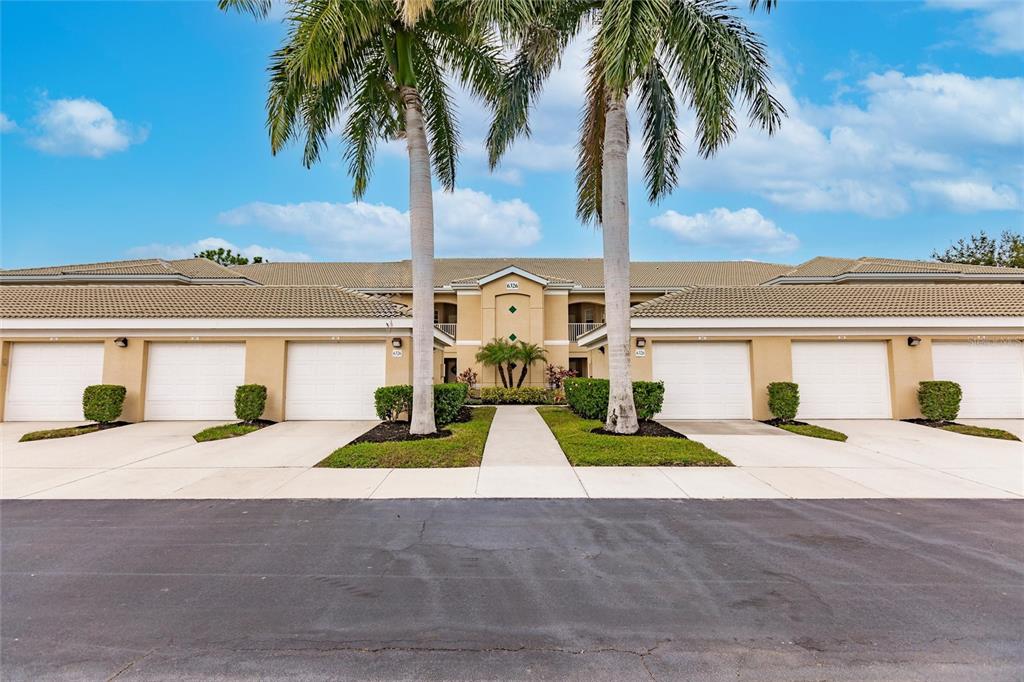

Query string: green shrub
563 378 665 421
479 386 554 405
631 381 665 420
918 381 962 422
434 383 469 426
373 383 468 426
375 385 413 421
235 384 267 422
82 385 126 424
767 382 799 421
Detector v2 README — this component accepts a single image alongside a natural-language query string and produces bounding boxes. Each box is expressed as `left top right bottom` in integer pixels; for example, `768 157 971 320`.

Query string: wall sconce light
598 346 606 354
391 338 403 348
635 337 646 348
907 336 922 347
114 337 128 348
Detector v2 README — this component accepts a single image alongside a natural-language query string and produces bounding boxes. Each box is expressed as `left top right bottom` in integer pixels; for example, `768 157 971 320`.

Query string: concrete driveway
1 420 373 499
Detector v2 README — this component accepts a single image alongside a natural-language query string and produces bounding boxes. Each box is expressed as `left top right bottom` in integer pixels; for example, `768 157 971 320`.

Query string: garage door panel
653 342 752 419
145 343 245 420
792 341 891 419
286 342 384 420
932 341 1024 418
5 343 104 421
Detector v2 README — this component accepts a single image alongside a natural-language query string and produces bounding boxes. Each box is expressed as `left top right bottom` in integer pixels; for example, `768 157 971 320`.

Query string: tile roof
0 258 250 282
0 286 410 319
232 258 793 288
631 285 1024 318
775 256 1024 279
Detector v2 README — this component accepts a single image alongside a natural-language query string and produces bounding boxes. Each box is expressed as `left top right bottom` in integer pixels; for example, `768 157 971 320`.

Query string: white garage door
145 343 245 420
653 342 752 419
792 341 891 419
286 342 385 420
5 343 104 421
932 341 1024 418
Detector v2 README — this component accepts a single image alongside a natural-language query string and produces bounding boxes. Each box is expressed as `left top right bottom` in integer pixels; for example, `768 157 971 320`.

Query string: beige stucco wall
749 337 793 420
244 338 286 421
0 341 10 422
102 338 149 422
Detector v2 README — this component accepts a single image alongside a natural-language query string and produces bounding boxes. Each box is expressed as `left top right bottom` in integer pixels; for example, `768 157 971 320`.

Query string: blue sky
2 0 1022 269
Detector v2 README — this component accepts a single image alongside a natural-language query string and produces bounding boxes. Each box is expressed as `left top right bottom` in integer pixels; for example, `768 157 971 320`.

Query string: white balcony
569 322 602 342
435 323 457 338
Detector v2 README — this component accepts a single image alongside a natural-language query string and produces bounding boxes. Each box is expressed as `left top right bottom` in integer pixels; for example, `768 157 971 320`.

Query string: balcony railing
569 322 602 342
434 323 457 338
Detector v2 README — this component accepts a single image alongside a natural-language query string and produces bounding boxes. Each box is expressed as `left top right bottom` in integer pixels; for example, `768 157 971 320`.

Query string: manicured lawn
777 423 848 442
941 424 1020 441
19 425 100 442
193 423 264 442
318 406 496 468
537 407 731 467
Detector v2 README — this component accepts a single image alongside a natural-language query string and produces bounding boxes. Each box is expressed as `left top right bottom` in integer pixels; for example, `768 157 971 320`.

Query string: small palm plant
475 338 518 388
512 341 547 387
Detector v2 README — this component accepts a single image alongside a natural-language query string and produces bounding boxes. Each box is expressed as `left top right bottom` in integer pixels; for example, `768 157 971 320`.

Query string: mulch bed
591 421 689 439
95 421 132 430
350 407 473 444
762 418 812 427
902 418 961 429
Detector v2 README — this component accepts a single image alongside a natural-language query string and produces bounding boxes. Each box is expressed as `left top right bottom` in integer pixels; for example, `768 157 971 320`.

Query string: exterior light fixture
114 337 128 348
598 346 606 354
392 338 403 348
635 337 646 348
907 336 922 347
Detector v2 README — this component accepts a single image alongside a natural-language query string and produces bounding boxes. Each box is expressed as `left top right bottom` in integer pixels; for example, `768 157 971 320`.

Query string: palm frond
637 55 683 203
218 0 273 19
341 50 398 196
598 0 669 95
575 31 607 225
413 39 460 191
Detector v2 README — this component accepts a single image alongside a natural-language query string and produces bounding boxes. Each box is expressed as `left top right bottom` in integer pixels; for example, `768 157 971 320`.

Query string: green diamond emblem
508 305 517 313
508 333 518 341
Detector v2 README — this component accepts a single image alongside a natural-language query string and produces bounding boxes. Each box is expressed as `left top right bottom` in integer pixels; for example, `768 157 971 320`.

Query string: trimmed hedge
374 383 468 427
562 378 665 421
918 380 962 422
479 386 554 405
767 382 799 421
235 384 267 422
82 384 126 424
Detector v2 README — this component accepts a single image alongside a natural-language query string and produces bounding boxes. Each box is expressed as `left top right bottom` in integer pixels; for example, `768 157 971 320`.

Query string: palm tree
489 0 784 433
475 338 518 388
221 0 504 434
513 341 547 387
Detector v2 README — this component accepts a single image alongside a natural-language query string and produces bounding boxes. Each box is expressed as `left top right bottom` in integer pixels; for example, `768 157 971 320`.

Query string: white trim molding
543 340 570 346
477 265 549 286
455 340 483 346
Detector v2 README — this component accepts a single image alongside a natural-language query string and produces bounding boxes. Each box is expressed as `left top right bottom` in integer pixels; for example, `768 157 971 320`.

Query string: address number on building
506 281 519 289
635 349 647 357
392 349 403 358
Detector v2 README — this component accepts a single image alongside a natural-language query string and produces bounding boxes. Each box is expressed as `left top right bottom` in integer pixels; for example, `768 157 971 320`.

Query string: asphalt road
2 499 1022 681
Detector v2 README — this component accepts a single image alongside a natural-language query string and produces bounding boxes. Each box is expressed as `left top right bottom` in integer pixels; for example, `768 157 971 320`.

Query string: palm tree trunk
496 364 509 388
601 92 639 434
402 85 437 435
516 364 528 387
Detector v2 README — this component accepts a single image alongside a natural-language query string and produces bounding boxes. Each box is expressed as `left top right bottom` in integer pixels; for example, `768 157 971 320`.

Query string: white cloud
218 187 542 259
672 71 1023 217
927 0 1024 54
127 237 311 262
29 97 147 158
0 113 16 133
911 180 1020 212
651 207 800 254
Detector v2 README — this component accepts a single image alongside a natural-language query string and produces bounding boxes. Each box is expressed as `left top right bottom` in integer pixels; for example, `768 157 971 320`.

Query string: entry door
145 343 245 420
932 341 1024 418
285 342 385 419
5 343 104 421
791 341 891 419
653 342 753 419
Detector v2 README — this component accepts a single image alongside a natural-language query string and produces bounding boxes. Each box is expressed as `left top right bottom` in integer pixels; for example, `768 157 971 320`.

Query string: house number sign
392 349 403 358
506 281 520 289
635 349 647 357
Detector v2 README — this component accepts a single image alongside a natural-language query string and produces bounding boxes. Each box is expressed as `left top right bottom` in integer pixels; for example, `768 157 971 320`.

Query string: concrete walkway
2 415 1021 500
477 406 584 497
